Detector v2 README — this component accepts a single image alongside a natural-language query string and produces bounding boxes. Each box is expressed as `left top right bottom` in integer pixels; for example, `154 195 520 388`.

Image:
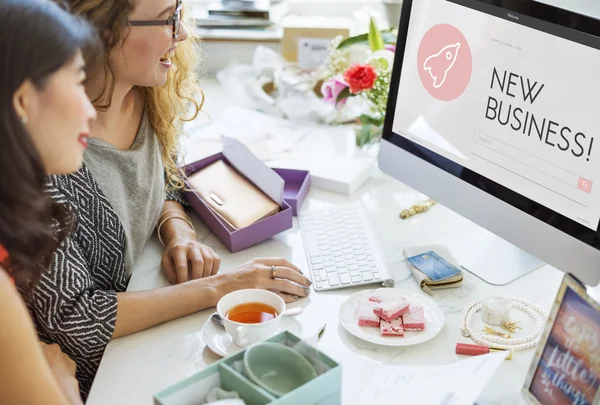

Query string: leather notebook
187 160 280 230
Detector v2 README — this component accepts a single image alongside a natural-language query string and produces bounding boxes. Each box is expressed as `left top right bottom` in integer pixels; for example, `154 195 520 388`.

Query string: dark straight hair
0 0 98 291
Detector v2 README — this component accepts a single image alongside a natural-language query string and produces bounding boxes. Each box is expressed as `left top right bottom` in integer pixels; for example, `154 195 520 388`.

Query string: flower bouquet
320 17 397 147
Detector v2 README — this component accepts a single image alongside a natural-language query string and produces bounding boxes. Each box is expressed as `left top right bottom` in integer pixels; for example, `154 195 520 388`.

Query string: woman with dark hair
0 0 97 403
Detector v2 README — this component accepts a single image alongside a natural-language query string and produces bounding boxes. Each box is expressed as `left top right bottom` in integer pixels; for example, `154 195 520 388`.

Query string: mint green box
154 331 341 405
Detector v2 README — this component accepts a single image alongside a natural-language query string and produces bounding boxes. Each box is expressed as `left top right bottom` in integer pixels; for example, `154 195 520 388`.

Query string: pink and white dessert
368 295 385 303
373 298 410 322
357 301 380 327
380 318 404 337
402 304 426 331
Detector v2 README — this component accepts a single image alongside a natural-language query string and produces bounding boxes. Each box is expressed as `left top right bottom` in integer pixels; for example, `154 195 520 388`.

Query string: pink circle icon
417 24 472 101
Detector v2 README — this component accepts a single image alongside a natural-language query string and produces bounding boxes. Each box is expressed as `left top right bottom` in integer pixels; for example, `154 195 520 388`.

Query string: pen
455 343 513 360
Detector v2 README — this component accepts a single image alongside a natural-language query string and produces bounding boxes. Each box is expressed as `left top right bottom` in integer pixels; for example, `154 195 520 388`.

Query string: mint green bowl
243 342 318 397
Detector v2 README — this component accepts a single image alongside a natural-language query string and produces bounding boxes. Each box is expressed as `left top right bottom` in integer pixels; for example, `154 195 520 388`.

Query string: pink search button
578 177 593 193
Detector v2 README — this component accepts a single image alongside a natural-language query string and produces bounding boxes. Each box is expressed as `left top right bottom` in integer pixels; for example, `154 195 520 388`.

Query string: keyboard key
362 273 373 281
312 263 324 270
324 260 334 267
339 273 351 285
367 255 374 261
310 257 322 264
358 260 368 267
348 264 358 271
335 262 345 269
328 273 340 286
351 276 362 283
316 282 323 289
333 252 343 258
360 265 371 272
374 273 381 280
326 266 337 273
349 270 360 277
337 267 348 274
356 254 367 260
305 234 321 257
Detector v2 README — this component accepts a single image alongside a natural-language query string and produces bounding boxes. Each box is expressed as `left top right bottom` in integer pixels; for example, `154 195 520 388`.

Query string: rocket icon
423 42 461 88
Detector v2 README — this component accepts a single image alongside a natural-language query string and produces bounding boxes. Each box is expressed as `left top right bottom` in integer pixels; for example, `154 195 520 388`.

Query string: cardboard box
184 138 310 252
154 331 341 405
281 15 352 68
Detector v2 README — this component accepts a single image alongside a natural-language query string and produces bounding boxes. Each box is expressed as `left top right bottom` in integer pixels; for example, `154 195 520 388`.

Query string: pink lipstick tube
455 343 512 360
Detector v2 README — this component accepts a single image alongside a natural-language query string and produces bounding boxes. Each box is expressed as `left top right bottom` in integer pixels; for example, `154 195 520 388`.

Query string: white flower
368 50 395 71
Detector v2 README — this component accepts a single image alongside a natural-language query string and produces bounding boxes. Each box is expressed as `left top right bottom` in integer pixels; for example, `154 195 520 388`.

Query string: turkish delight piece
373 298 410 322
357 301 380 327
380 318 404 337
402 304 425 331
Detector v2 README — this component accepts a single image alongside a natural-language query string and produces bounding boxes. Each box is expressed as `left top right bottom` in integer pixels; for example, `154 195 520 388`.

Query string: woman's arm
159 200 222 283
0 270 82 405
113 257 311 338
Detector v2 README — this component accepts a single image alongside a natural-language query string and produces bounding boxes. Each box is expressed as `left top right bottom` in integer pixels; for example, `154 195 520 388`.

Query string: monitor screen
385 0 600 243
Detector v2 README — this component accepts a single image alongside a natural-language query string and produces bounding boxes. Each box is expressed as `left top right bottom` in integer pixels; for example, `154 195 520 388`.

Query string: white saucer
201 313 303 357
339 288 445 347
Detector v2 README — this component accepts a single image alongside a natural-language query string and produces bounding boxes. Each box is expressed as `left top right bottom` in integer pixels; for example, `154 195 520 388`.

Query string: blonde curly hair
61 0 203 191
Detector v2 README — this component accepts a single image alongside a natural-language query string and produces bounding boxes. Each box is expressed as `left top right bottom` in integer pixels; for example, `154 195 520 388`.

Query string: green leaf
336 87 354 103
359 114 385 127
368 16 384 51
336 30 397 50
354 122 383 147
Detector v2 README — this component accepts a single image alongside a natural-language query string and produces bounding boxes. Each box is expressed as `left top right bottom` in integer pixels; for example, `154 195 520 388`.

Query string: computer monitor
379 0 600 286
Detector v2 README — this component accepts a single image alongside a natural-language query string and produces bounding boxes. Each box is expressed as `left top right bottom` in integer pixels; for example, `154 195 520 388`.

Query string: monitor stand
446 227 545 286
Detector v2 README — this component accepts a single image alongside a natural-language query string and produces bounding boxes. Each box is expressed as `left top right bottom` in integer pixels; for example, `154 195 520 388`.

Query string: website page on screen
392 0 600 230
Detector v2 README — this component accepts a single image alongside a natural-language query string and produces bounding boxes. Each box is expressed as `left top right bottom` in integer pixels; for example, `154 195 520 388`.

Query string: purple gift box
183 151 310 253
273 168 311 216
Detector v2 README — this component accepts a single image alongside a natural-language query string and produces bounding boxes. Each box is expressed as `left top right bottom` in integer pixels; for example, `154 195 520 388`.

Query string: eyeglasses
129 0 183 39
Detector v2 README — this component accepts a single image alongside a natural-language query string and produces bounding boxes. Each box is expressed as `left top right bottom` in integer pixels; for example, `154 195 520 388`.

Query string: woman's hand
39 342 82 405
218 257 312 303
162 236 221 284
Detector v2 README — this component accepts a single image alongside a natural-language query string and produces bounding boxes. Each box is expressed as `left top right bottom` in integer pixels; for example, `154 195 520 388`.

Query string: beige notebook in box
187 160 279 230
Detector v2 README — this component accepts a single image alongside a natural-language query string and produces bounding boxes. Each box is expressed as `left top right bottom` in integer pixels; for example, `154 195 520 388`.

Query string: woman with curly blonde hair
31 0 311 399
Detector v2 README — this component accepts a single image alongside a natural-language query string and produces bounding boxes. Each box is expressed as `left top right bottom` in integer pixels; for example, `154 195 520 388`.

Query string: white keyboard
299 202 394 291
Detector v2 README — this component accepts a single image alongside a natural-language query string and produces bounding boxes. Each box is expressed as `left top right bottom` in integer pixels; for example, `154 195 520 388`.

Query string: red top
0 244 14 286
0 244 7 262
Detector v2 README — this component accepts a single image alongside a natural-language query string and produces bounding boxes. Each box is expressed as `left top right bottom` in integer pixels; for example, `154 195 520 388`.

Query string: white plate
339 288 445 347
201 313 303 357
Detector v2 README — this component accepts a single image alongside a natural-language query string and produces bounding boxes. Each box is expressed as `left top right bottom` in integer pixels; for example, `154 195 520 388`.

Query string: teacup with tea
217 289 286 347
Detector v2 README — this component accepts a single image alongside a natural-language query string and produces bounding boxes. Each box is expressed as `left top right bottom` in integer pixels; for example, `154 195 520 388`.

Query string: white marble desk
86 79 587 405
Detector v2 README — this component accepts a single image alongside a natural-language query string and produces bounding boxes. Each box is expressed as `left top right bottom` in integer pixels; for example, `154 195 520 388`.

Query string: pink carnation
321 76 349 106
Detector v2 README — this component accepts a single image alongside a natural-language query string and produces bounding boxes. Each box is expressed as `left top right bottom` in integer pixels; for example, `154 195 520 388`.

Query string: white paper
188 107 308 159
222 136 285 206
355 351 509 405
297 37 331 69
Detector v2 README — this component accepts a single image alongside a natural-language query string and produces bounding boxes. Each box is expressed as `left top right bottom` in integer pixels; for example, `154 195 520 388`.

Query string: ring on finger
271 265 277 279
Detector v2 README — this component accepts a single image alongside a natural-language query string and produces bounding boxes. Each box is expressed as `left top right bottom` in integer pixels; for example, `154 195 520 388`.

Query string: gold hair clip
501 320 522 333
400 199 437 219
483 326 512 339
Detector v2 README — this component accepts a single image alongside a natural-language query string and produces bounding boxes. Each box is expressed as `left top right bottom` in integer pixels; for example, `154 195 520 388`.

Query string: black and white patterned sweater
29 163 185 399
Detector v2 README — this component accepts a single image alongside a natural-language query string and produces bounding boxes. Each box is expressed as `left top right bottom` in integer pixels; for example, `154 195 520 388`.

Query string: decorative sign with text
523 274 600 405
